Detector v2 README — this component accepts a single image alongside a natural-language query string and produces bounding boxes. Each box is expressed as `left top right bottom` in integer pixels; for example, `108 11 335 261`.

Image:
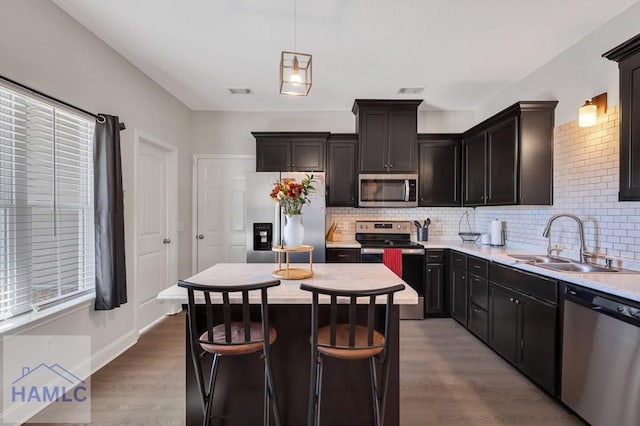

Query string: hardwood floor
31 315 583 425
400 319 583 426
30 313 185 426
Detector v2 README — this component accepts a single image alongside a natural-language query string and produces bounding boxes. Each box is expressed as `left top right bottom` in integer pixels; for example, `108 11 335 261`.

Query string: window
0 81 95 321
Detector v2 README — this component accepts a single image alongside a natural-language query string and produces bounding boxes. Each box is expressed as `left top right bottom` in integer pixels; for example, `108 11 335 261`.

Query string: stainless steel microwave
358 174 418 207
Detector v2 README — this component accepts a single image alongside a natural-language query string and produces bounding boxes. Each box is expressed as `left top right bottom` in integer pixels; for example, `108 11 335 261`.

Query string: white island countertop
157 263 419 305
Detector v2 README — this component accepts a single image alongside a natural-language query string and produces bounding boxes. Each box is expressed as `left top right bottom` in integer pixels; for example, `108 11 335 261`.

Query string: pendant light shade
280 51 312 96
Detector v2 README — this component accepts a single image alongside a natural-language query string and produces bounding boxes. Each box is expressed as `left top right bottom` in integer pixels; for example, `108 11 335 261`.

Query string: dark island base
185 304 400 426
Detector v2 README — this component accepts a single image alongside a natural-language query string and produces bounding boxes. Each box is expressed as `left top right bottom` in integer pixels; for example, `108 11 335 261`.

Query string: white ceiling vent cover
397 87 424 94
228 88 253 95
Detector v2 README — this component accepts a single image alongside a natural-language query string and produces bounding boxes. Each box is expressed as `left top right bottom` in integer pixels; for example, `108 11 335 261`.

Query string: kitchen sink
535 263 619 273
508 254 571 264
507 253 634 273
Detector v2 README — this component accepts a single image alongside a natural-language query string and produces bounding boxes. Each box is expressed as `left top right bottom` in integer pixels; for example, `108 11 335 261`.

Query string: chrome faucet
542 214 591 263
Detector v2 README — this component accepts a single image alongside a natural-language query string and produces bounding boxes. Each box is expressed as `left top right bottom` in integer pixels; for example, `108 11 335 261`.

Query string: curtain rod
1 75 126 130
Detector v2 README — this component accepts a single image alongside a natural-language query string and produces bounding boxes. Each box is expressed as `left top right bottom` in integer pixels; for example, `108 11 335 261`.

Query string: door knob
163 238 171 244
197 234 205 240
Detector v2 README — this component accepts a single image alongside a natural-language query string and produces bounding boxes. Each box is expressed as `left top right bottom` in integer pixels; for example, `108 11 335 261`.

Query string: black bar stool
178 279 282 426
299 283 405 426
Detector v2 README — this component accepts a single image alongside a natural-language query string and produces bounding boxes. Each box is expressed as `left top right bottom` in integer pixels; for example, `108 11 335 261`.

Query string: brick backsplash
326 206 476 242
328 107 640 269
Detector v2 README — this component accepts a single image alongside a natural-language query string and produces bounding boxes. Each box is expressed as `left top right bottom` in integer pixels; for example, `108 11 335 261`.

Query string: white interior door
195 157 254 271
135 136 177 331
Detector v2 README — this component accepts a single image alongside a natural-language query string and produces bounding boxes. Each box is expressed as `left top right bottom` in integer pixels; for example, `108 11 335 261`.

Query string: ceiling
54 0 639 112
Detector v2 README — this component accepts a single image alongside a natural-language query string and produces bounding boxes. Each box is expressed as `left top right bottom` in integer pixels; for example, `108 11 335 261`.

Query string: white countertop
416 241 640 303
326 239 640 302
157 263 419 305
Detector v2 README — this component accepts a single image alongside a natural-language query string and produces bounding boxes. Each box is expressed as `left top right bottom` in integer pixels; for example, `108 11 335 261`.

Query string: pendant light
280 0 312 96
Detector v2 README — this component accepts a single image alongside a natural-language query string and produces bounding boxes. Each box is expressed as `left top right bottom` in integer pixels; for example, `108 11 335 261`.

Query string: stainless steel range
355 221 425 319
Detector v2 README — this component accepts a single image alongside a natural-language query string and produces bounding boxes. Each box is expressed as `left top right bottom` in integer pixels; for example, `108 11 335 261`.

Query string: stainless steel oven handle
360 248 425 255
404 179 410 202
361 248 384 255
402 248 425 255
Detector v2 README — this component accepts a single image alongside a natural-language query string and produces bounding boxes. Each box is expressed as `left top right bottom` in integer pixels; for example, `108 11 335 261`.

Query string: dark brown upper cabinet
463 101 557 207
417 134 462 206
326 133 358 207
603 34 640 201
352 99 422 173
252 132 329 172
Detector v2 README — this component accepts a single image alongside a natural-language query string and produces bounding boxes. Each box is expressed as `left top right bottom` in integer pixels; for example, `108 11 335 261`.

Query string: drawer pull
473 265 481 269
337 254 348 258
473 307 480 312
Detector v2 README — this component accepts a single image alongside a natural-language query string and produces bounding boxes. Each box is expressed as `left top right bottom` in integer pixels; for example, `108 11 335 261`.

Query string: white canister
490 219 504 246
481 233 491 245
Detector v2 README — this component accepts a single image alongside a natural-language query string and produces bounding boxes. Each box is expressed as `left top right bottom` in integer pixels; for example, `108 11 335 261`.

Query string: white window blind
0 81 95 321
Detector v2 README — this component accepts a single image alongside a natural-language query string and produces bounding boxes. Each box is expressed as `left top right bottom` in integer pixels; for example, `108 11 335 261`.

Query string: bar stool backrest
178 279 281 348
299 283 406 351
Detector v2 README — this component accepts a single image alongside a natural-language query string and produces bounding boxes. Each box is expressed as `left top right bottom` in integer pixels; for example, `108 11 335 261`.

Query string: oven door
360 248 425 319
358 174 418 207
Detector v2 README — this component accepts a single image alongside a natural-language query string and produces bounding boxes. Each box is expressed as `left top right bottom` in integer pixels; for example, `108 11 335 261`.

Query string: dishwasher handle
565 285 640 327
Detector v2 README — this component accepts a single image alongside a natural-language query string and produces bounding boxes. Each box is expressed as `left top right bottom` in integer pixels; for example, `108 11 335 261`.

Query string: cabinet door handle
472 265 481 269
515 299 521 305
473 307 480 312
384 164 388 168
509 297 514 302
197 234 205 240
389 164 393 168
427 268 432 272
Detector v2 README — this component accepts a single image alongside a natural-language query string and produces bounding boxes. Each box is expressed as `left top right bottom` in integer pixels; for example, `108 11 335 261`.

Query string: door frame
191 154 255 274
133 129 178 332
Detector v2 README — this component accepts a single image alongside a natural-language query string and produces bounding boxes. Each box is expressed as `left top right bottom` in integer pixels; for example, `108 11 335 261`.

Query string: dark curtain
93 114 127 310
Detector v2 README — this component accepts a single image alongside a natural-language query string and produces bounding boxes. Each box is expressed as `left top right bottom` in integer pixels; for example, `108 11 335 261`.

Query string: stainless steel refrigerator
245 172 325 263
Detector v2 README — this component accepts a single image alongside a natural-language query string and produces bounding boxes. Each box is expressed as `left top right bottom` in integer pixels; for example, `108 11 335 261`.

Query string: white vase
283 214 304 248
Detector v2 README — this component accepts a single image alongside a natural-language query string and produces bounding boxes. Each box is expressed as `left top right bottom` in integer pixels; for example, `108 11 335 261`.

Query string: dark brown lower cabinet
425 263 444 314
326 248 360 263
468 303 488 342
488 283 520 361
451 267 467 325
488 280 558 395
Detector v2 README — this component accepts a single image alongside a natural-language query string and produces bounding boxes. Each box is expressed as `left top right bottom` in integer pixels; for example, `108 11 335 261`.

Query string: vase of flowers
270 174 315 248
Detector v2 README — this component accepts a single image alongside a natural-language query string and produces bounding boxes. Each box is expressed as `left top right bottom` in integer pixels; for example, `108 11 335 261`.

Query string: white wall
476 2 640 126
0 0 193 379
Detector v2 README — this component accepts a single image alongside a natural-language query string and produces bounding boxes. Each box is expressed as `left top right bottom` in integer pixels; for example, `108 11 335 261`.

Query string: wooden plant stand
272 245 314 280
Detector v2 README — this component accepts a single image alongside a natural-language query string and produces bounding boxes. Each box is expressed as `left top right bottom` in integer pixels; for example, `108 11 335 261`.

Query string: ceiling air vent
228 88 253 95
397 87 424 94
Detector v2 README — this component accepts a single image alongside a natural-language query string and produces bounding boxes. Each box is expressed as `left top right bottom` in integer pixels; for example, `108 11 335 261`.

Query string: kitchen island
157 263 418 426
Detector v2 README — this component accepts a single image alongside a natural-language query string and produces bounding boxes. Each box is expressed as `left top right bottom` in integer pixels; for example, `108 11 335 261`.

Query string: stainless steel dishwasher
562 285 640 426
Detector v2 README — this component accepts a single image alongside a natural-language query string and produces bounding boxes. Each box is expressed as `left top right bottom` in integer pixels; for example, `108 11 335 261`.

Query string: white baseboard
139 313 168 335
90 329 138 375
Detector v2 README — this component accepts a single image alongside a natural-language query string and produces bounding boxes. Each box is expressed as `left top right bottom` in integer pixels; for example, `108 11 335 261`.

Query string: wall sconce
578 92 607 127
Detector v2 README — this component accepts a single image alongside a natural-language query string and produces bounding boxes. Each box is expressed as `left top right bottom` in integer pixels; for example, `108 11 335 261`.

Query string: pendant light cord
293 0 297 51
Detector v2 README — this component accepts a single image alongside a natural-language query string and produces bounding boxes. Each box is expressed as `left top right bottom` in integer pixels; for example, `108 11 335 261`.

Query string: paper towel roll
490 219 504 246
